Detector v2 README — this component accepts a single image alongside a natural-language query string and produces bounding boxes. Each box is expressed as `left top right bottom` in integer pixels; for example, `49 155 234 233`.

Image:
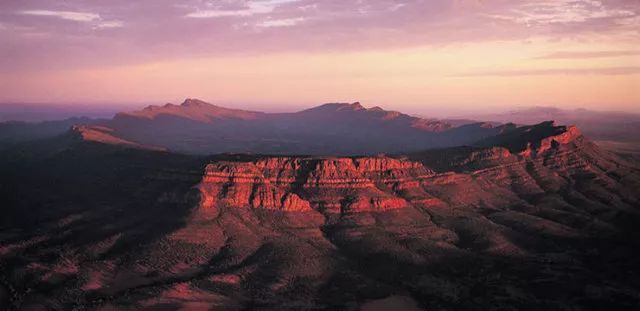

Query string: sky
0 0 639 116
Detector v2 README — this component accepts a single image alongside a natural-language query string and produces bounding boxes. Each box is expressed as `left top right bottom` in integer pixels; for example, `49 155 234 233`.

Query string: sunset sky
1 0 639 115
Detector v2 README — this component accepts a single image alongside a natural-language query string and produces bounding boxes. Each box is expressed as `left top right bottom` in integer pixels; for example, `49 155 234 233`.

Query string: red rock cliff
198 157 434 213
197 122 625 214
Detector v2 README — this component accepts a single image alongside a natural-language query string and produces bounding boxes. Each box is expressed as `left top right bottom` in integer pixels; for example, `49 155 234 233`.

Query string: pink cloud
535 50 640 59
453 66 640 77
1 0 638 72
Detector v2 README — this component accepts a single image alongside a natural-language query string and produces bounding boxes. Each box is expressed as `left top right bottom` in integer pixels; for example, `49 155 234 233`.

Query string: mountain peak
115 99 260 122
181 98 212 107
301 102 366 113
350 102 364 110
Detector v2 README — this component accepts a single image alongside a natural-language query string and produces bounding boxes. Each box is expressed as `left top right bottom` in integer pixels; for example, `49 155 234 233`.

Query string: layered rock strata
198 121 638 213
199 157 434 212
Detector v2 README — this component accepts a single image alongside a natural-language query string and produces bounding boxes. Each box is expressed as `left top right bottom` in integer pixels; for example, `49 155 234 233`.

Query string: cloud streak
1 0 639 73
20 10 100 22
486 0 636 25
536 50 640 59
94 20 124 29
186 0 301 18
257 17 305 28
453 66 640 77
17 9 124 30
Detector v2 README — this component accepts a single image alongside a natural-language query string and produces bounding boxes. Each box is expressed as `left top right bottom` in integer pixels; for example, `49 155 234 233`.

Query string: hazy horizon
3 98 640 123
1 0 638 113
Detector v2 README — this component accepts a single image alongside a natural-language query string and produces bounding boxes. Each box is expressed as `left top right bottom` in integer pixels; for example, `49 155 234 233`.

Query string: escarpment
198 157 434 212
198 122 640 213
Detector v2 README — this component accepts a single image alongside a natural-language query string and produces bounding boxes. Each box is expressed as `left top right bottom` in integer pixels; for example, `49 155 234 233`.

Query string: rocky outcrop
198 121 639 213
519 125 582 157
476 121 583 158
198 157 434 212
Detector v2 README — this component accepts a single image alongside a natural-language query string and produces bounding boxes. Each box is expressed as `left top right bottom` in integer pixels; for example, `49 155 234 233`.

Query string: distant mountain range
3 101 638 156
66 99 507 155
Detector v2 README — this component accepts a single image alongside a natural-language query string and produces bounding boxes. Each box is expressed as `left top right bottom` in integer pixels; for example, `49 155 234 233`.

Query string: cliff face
198 122 640 213
199 157 435 212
